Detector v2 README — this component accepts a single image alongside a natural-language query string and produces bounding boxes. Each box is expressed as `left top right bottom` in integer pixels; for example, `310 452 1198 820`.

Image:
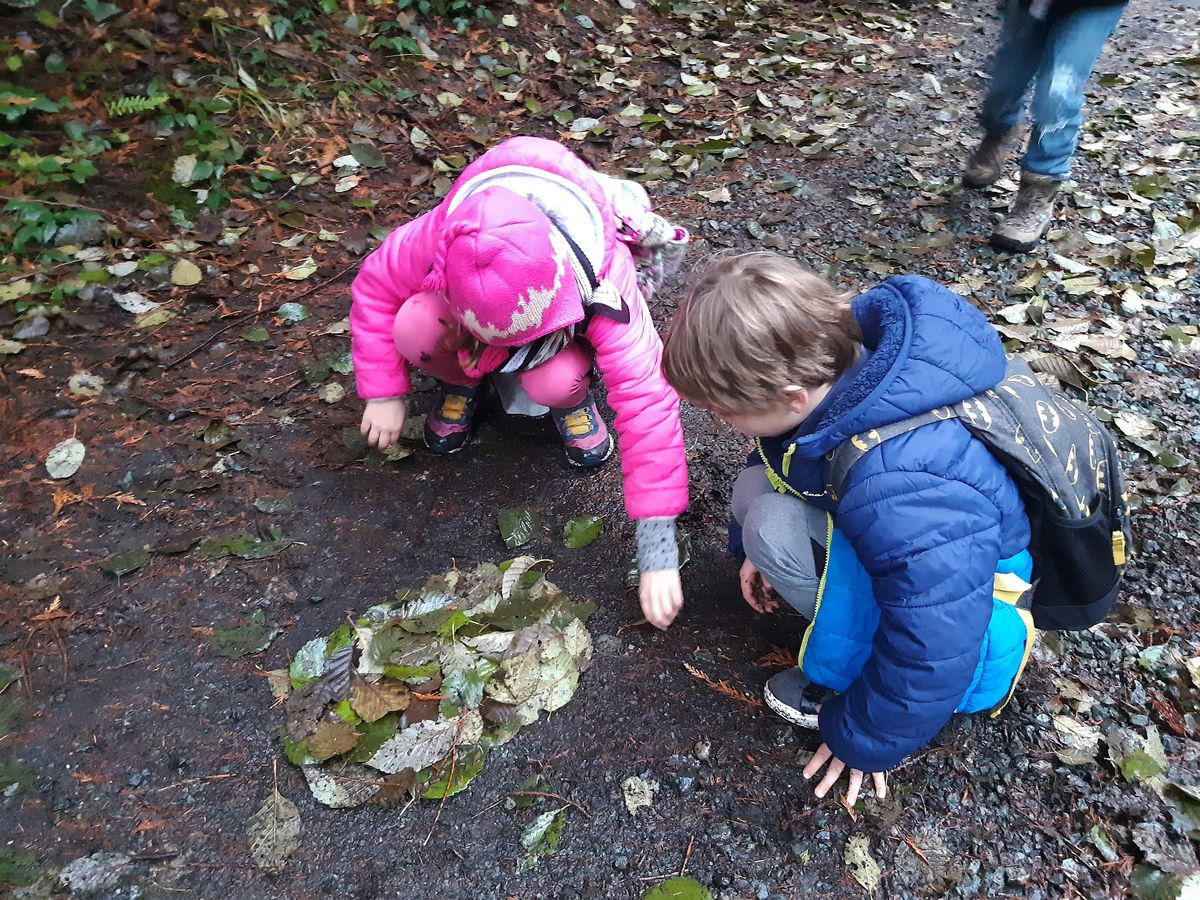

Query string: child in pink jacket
350 136 690 629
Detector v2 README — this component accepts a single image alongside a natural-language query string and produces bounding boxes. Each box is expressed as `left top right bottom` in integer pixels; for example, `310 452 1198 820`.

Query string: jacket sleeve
817 464 1002 773
585 250 689 522
350 208 442 400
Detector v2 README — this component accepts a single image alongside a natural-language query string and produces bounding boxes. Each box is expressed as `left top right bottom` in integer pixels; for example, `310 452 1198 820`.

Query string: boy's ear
781 384 809 414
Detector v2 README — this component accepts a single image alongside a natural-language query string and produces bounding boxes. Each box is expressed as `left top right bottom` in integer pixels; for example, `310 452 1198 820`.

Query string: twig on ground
147 774 239 793
509 790 592 819
679 834 695 876
165 260 359 370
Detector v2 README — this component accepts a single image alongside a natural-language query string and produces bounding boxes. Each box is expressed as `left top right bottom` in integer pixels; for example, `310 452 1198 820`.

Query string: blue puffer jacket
752 276 1032 773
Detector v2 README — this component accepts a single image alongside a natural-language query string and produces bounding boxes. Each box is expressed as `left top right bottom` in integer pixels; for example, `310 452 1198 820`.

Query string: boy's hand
803 742 887 807
740 559 780 613
361 397 408 449
640 569 683 630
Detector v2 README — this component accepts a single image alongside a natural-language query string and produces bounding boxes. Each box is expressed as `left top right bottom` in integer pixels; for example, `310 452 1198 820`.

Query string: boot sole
564 434 615 469
989 221 1051 254
763 683 820 730
962 174 1001 190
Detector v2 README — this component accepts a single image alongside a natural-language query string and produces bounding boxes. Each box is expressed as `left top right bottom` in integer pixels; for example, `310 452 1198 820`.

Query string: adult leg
993 3 1128 252
1023 2 1128 178
966 1 1050 188
979 1 1050 135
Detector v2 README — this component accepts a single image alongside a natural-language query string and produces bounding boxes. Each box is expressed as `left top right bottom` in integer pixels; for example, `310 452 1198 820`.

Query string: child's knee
741 493 805 567
393 291 452 363
731 466 773 525
519 342 593 408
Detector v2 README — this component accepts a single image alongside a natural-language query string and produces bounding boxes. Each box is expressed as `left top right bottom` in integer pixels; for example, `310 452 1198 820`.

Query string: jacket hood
788 276 1007 459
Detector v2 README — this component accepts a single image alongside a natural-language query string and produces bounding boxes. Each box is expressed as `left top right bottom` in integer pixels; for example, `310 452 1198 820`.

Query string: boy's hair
663 252 861 413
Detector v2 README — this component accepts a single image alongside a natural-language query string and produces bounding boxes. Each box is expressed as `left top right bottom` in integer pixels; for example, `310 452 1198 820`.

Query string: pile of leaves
269 558 593 808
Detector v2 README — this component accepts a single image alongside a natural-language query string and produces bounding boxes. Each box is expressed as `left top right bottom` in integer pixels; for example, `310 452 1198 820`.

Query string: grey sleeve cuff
636 517 678 574
366 395 405 403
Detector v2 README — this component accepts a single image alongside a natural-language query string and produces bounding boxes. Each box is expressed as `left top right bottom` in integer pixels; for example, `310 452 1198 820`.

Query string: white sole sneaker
763 682 820 730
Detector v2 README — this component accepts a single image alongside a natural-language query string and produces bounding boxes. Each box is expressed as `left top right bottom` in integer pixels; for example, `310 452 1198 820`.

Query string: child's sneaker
764 667 837 730
424 383 479 455
551 393 614 469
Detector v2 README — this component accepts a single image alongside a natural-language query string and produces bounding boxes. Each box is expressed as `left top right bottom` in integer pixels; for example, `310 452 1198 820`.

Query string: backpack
825 354 1132 631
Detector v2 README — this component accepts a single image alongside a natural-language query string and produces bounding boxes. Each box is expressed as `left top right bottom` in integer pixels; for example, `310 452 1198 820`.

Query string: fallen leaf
281 257 318 281
170 259 202 286
499 506 540 549
1053 714 1102 765
563 515 604 549
307 720 361 762
45 438 85 479
845 835 882 893
349 677 410 723
246 789 300 873
99 549 151 577
518 807 565 871
622 775 658 815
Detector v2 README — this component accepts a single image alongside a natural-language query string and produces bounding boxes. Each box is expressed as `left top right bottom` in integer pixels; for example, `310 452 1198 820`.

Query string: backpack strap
548 217 630 325
825 409 952 502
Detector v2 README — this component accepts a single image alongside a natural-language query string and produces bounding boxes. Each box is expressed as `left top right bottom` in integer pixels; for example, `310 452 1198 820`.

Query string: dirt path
3 0 1200 897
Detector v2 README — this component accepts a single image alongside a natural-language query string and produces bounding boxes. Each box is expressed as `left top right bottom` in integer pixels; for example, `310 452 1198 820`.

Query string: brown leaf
366 770 417 808
307 719 360 762
349 676 410 723
1152 693 1188 738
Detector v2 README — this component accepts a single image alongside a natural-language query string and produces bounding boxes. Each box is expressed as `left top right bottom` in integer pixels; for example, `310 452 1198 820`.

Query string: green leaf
280 729 317 766
350 142 386 168
241 325 269 342
0 848 40 891
518 808 566 871
209 610 282 657
0 698 25 736
422 747 486 799
643 877 714 900
499 506 540 549
201 419 243 449
563 515 604 549
99 549 151 577
345 712 400 763
443 659 498 708
196 531 288 560
276 302 309 323
0 759 35 796
1129 865 1195 900
290 633 328 681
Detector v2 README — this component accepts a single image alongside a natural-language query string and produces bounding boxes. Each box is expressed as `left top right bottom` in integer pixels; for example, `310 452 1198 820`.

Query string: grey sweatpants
732 466 830 620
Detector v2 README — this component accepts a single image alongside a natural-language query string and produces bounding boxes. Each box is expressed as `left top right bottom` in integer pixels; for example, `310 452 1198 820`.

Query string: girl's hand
740 558 780 613
361 397 408 449
803 743 887 807
640 568 684 630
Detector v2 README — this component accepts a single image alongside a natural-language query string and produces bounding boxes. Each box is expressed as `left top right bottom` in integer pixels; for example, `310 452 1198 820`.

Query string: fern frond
106 94 170 117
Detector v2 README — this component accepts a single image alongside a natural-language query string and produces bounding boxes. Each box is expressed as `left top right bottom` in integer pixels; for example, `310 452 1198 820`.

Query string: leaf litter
275 560 593 808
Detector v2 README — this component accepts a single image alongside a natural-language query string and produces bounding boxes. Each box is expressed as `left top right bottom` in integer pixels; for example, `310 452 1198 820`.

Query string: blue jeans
980 1 1127 178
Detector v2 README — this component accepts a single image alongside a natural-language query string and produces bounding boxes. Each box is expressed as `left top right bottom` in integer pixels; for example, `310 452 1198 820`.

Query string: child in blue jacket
663 252 1035 806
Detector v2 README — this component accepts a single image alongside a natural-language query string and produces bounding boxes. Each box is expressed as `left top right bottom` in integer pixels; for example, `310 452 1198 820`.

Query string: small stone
694 740 711 762
613 855 628 871
307 595 325 605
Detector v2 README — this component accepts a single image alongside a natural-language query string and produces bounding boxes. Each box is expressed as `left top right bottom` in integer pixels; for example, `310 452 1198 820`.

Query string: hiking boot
764 667 837 730
962 127 1022 189
551 392 614 469
423 383 479 455
991 171 1061 253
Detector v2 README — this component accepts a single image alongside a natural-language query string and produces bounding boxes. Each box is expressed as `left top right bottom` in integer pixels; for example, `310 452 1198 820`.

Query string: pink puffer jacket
350 137 689 521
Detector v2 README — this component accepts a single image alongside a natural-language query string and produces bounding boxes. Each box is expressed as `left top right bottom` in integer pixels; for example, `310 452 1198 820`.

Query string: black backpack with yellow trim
826 354 1132 631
